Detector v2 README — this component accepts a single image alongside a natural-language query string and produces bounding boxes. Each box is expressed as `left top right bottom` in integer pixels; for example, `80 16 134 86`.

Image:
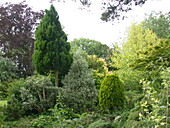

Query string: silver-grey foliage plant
60 49 98 113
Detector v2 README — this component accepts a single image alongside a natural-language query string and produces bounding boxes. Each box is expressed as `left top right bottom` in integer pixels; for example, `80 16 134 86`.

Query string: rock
114 116 121 123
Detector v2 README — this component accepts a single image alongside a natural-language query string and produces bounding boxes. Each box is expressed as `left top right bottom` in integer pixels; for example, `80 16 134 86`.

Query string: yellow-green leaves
112 23 158 70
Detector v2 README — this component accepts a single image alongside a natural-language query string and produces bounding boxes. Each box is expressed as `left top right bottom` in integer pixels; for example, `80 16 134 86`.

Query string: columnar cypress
33 5 72 86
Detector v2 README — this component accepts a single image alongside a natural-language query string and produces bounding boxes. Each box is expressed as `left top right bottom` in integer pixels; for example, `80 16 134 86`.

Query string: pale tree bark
55 71 59 87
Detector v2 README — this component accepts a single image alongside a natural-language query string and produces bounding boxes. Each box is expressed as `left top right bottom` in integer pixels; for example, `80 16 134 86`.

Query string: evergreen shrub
60 50 98 113
99 74 126 111
5 75 57 120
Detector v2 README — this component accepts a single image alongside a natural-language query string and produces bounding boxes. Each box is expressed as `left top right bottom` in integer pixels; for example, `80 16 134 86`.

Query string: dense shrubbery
0 57 18 99
0 57 18 82
99 74 126 111
1 2 170 128
4 75 57 120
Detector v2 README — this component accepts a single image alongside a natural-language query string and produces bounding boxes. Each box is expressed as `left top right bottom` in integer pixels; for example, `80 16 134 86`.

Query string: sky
1 0 170 47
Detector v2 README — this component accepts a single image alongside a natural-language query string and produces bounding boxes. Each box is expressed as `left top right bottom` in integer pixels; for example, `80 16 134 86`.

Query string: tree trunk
55 71 59 87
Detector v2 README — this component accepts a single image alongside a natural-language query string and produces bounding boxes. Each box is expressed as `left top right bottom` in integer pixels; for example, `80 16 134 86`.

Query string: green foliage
128 38 170 91
142 12 170 39
1 116 35 128
161 67 170 128
5 75 57 120
99 74 126 111
0 105 6 124
138 81 165 127
32 100 88 128
117 69 144 91
0 82 10 99
0 100 7 107
111 23 158 79
5 95 25 121
88 119 113 128
70 38 110 59
70 38 113 71
132 39 170 70
112 23 158 70
0 57 18 99
52 102 76 120
87 55 108 89
19 75 57 113
2 79 25 120
7 78 25 100
0 57 18 82
87 55 108 75
33 5 72 86
111 23 160 109
50 101 79 127
30 115 53 128
60 49 98 113
124 67 170 128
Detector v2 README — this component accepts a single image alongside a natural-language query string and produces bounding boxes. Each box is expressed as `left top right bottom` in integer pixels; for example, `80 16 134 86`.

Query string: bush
0 57 18 99
7 78 25 100
19 75 57 113
4 96 25 121
4 79 25 120
0 57 18 82
5 75 58 120
99 74 126 111
60 50 98 113
30 115 53 128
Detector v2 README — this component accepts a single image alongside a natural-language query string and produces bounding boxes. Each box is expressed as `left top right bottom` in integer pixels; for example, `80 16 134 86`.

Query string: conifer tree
60 49 98 113
33 5 72 86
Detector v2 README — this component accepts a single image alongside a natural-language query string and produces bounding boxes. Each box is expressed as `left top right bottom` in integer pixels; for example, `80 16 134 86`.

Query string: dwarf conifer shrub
60 49 98 113
99 74 125 111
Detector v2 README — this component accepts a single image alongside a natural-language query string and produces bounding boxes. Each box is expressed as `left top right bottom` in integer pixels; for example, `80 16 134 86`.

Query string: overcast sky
1 0 170 46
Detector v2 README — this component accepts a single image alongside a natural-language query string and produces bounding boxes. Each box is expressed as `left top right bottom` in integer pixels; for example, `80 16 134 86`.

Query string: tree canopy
70 38 110 59
112 23 158 70
0 1 43 77
132 39 170 70
142 12 170 39
57 0 148 21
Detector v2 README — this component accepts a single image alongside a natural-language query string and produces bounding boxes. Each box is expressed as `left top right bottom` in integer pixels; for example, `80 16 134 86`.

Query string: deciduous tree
112 23 158 70
57 0 148 21
70 38 110 59
112 23 158 92
142 12 170 39
0 1 43 77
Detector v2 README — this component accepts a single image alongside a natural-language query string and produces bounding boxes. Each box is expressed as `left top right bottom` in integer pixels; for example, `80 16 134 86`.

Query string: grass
0 100 7 107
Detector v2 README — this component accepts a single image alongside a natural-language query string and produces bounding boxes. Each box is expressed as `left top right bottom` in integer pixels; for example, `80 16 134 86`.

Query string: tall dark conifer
33 5 72 87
